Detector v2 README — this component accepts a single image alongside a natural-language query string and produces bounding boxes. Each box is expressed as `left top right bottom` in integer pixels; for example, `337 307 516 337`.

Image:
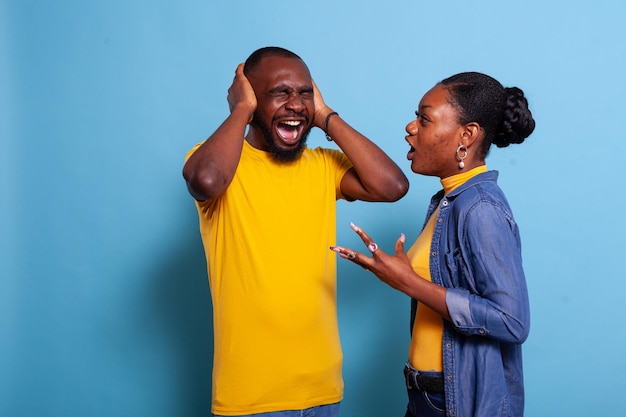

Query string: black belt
404 364 445 393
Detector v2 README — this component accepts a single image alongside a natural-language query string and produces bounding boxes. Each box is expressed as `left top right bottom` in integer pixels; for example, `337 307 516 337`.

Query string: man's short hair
243 46 303 76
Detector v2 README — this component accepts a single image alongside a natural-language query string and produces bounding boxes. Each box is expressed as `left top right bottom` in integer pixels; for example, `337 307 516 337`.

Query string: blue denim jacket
410 171 530 417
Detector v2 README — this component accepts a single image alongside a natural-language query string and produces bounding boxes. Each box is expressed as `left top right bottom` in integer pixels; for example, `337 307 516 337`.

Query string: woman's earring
456 144 468 169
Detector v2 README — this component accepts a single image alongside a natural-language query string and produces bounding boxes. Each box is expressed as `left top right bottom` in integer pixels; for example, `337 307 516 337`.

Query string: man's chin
267 130 309 163
269 143 305 163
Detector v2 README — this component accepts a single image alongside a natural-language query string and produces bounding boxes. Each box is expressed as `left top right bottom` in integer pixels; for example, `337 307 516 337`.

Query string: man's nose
285 94 305 112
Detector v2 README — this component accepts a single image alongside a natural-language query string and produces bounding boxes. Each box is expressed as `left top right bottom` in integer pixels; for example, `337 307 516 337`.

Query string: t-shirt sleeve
321 148 353 200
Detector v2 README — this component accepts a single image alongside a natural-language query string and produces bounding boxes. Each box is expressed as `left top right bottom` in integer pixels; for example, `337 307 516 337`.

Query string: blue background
2 1 625 416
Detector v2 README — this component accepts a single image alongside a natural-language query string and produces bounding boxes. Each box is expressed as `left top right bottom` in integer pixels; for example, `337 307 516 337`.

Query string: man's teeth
282 121 301 126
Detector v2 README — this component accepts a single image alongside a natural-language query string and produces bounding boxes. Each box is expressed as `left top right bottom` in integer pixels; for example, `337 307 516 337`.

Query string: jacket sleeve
445 200 530 344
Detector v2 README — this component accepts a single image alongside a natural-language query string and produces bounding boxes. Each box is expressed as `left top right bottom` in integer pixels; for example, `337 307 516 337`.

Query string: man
183 46 408 417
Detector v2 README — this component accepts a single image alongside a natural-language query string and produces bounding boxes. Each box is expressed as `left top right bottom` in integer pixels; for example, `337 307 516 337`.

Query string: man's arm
183 64 256 201
312 81 409 202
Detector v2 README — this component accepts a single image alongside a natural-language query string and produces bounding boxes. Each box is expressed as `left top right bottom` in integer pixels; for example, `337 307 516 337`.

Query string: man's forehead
249 56 312 88
253 55 309 76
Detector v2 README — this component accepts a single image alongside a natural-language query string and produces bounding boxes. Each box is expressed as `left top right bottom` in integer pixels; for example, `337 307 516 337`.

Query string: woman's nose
405 120 417 135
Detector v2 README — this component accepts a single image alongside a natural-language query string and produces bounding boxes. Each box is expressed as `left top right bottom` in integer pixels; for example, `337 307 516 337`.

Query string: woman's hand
331 222 451 320
330 223 415 291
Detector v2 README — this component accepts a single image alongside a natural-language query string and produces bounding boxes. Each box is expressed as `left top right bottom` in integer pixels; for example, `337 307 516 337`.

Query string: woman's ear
461 122 482 148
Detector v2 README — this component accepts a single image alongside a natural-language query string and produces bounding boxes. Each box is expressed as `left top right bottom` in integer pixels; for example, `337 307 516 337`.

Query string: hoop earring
456 145 468 169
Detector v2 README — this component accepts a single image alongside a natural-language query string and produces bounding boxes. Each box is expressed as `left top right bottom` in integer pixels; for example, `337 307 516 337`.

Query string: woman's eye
415 111 429 123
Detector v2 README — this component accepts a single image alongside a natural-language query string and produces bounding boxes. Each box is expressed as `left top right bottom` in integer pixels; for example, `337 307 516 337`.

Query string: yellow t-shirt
408 165 488 371
187 140 352 415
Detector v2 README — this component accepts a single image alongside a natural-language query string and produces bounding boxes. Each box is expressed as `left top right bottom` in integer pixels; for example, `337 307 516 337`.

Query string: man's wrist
323 111 339 142
230 103 255 124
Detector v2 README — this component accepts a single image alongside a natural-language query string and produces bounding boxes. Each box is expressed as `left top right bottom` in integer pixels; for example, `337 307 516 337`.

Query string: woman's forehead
419 85 452 110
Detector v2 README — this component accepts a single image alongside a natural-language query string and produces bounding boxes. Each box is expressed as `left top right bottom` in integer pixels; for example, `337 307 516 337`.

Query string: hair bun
493 87 536 148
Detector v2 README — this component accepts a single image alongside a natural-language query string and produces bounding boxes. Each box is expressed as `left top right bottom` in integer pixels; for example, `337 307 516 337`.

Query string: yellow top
187 140 352 415
408 165 488 371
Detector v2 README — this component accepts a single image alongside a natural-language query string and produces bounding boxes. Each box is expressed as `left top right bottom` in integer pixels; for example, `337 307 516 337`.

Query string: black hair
440 72 536 157
243 46 303 76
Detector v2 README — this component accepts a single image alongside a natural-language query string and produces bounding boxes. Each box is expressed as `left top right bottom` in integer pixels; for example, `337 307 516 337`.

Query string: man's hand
227 63 257 124
312 79 333 128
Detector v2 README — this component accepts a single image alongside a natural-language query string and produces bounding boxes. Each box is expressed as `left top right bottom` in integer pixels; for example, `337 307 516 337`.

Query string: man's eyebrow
268 85 291 93
268 85 313 94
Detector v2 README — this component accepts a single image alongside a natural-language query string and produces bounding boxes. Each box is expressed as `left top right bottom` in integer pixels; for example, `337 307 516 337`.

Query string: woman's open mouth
407 146 415 160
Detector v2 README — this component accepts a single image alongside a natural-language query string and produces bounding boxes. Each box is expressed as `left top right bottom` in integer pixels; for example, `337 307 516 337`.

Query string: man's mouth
276 120 304 145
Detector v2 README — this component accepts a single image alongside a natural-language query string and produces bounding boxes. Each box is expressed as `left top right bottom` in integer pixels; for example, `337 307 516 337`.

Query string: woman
331 72 535 417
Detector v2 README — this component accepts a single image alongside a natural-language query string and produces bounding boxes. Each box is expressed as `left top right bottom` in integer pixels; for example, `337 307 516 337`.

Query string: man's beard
252 112 311 163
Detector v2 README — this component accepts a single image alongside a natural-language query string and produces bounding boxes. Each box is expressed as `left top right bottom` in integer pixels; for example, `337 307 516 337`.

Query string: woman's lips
407 146 415 160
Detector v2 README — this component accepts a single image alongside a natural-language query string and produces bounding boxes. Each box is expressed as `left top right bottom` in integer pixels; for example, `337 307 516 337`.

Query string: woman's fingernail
400 233 405 243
